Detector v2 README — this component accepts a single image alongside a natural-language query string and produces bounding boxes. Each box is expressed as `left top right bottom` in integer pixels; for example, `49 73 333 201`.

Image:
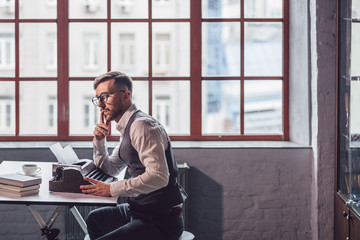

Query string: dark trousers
86 203 184 240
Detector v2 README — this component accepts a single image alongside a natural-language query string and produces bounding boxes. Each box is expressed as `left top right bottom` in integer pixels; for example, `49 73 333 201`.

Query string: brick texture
0 147 314 240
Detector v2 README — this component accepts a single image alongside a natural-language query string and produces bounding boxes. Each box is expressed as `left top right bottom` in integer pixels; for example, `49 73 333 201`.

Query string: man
80 71 187 240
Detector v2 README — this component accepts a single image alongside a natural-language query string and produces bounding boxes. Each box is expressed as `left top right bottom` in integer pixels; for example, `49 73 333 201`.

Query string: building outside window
154 96 170 128
46 32 57 70
46 0 57 7
154 0 170 5
119 33 135 71
48 97 57 129
154 33 170 75
83 99 99 131
0 97 14 134
0 33 14 70
83 33 99 70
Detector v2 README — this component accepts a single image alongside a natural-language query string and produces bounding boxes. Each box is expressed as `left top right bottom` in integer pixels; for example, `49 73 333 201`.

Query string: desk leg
28 205 64 240
28 205 47 229
69 206 88 234
44 206 64 229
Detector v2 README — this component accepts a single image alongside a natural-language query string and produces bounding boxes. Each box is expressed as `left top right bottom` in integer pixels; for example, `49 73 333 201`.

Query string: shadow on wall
187 167 223 240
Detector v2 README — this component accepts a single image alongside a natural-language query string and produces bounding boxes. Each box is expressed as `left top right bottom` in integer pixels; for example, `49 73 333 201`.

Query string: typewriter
49 159 118 193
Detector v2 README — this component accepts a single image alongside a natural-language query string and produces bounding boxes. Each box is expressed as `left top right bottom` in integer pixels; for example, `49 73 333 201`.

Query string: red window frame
0 0 289 141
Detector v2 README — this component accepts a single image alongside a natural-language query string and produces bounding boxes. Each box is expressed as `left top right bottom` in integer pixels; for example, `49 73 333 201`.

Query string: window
114 0 134 15
0 97 14 133
48 97 57 128
46 0 56 7
84 0 99 14
82 100 99 131
154 33 170 75
0 0 288 141
83 33 99 70
0 33 14 70
69 82 100 136
119 33 135 71
46 32 57 70
154 0 170 6
0 0 14 15
0 81 14 135
155 96 170 126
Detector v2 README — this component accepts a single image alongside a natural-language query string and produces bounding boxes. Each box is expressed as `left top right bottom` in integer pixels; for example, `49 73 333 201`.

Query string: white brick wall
0 147 314 240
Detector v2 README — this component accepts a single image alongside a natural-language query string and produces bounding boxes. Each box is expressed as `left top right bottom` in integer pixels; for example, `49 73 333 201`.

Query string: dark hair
93 71 133 93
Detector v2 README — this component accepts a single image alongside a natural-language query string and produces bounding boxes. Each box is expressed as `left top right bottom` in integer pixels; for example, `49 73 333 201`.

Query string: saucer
16 170 42 177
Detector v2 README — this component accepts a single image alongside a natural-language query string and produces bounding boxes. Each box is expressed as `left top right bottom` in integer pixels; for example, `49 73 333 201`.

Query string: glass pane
244 22 282 76
350 81 360 202
351 81 360 202
152 81 190 135
20 23 57 77
69 0 106 19
111 23 148 77
19 81 57 135
69 23 107 77
338 71 351 199
133 80 149 114
152 23 190 77
0 81 15 135
202 22 240 76
19 0 57 19
351 23 360 76
111 80 149 135
69 81 99 135
202 0 240 18
152 0 189 19
202 80 240 135
351 81 360 135
244 0 282 18
111 0 148 19
353 0 360 19
0 23 15 77
0 0 15 19
244 80 282 134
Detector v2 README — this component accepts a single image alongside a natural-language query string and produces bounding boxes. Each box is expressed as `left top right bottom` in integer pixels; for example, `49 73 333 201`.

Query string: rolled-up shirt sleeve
109 118 170 197
93 138 126 177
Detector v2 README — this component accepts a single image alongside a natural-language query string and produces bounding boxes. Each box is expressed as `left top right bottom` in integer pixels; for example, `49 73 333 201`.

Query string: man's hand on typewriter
94 111 111 141
80 177 111 197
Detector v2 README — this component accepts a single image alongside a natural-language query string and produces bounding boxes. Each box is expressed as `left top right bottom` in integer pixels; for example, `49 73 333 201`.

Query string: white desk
0 161 118 240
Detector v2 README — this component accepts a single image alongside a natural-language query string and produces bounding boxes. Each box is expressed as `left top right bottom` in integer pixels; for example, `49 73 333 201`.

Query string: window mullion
283 0 290 140
107 0 111 71
149 0 153 116
15 0 19 136
190 0 202 138
57 0 69 139
240 0 244 135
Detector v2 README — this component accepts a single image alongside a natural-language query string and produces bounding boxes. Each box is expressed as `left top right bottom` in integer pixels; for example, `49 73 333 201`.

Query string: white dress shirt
93 104 170 197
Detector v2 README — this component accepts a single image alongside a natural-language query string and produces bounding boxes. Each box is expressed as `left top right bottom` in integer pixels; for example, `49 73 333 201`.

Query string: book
0 183 40 192
0 173 42 187
0 188 39 197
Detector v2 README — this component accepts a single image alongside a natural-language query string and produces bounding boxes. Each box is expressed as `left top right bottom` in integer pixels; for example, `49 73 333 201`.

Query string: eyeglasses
92 90 125 106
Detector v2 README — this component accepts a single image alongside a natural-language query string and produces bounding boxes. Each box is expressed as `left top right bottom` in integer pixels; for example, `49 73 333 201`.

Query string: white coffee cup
22 164 41 176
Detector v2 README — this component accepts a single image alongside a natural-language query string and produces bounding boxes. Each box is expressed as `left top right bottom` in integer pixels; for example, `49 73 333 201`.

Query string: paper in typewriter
50 142 80 165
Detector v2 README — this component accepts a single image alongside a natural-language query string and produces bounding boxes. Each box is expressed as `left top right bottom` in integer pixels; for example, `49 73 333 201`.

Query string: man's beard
103 103 123 122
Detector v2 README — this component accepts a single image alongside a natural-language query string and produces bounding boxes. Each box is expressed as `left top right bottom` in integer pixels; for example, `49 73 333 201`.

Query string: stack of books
0 173 42 197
